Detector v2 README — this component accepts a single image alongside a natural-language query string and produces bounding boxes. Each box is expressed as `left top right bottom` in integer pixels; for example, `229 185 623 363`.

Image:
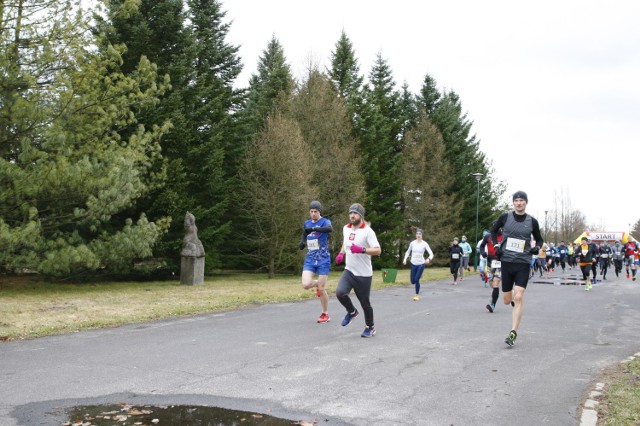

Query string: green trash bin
382 268 397 283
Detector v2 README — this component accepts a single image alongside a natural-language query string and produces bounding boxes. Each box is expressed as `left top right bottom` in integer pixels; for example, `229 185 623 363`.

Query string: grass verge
0 267 450 340
595 357 640 425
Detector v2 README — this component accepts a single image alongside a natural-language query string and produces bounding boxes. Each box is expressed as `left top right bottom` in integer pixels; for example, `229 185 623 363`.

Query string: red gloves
335 252 344 264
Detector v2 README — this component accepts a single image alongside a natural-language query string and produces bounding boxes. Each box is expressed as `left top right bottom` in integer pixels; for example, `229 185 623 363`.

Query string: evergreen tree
0 0 170 278
357 53 403 267
430 90 502 242
242 35 294 133
399 114 460 262
328 30 364 101
100 0 244 270
416 73 441 116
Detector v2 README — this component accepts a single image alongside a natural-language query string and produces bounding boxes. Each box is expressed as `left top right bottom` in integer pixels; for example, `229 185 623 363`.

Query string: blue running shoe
341 309 359 326
361 326 376 338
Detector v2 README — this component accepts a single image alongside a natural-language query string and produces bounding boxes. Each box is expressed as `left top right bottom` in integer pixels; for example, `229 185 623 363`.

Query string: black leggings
450 260 460 280
336 269 374 327
580 264 592 280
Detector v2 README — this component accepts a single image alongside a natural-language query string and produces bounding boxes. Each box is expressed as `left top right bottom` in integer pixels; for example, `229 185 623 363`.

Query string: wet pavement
2 271 640 425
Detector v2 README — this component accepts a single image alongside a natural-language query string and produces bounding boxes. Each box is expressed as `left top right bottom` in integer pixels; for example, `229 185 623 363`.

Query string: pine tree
0 0 170 278
357 53 403 267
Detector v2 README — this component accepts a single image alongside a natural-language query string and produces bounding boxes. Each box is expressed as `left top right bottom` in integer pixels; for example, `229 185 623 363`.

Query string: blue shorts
303 256 331 275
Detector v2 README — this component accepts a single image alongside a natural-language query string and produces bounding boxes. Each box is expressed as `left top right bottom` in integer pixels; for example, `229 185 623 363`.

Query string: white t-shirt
342 222 380 277
403 240 434 266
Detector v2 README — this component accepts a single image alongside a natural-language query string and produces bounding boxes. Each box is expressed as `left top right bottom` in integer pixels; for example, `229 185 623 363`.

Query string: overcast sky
224 0 640 234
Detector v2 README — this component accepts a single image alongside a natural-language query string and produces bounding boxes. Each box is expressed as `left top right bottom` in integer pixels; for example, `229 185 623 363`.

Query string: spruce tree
358 53 403 267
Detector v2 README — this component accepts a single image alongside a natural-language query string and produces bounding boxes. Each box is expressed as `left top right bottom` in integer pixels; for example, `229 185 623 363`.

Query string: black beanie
512 191 528 203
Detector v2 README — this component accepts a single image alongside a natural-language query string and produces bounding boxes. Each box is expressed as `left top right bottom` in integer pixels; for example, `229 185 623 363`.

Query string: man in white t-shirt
334 203 381 338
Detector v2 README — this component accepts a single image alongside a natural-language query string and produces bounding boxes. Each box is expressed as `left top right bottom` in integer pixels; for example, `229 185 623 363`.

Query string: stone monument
180 211 205 285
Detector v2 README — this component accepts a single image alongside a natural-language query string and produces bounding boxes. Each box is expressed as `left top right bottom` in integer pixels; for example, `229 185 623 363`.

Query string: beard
350 216 362 227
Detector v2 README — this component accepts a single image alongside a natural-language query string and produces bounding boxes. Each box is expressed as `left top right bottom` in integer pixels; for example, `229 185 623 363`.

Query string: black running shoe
505 330 517 346
511 301 515 307
486 304 494 313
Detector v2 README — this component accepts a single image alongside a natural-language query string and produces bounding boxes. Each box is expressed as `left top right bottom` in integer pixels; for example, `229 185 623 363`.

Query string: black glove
494 245 502 259
481 252 487 259
299 241 306 250
530 246 540 255
304 227 314 235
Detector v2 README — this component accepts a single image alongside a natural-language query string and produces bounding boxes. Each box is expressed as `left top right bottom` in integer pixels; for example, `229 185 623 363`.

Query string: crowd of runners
298 194 638 347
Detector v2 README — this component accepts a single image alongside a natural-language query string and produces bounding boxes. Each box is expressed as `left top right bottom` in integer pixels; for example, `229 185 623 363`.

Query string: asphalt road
2 270 639 426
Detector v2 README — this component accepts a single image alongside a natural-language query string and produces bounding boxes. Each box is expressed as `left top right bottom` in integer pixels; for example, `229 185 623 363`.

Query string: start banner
573 231 635 244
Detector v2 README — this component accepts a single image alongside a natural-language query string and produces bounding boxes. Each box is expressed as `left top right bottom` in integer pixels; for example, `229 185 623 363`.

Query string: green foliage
100 0 244 270
399 114 460 261
238 113 314 277
0 0 170 278
356 53 404 267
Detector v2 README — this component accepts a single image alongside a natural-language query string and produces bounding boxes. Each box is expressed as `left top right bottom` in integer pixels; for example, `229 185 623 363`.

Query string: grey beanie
349 203 365 218
512 190 528 203
416 228 424 234
309 200 322 212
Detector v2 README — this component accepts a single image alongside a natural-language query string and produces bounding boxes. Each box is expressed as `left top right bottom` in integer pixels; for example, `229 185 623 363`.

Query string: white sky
224 0 640 233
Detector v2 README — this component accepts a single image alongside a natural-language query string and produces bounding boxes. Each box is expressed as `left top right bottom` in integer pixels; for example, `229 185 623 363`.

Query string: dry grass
0 267 451 340
596 357 640 425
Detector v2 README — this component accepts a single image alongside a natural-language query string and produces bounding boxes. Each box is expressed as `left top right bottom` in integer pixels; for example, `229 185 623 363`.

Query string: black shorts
501 261 531 293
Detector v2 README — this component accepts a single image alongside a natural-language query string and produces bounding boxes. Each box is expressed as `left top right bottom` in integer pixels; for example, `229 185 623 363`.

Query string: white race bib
451 253 460 260
411 253 424 261
601 253 608 258
491 260 501 269
505 237 526 253
307 239 319 250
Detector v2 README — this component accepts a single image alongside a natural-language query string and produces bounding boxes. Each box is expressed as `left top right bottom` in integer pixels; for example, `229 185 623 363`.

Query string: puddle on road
64 403 303 425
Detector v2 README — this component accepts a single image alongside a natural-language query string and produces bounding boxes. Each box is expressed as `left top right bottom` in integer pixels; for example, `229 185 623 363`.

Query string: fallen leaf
151 419 160 424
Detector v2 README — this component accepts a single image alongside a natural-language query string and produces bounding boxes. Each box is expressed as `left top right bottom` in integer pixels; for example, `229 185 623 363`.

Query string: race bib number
491 260 501 269
451 253 460 260
307 239 319 250
582 249 588 255
412 253 424 261
601 253 609 258
505 237 526 253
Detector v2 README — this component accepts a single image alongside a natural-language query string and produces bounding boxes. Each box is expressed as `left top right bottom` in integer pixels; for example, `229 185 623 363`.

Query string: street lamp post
471 173 483 271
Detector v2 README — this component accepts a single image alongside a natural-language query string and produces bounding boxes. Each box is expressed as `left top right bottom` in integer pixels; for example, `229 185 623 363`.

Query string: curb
579 351 640 426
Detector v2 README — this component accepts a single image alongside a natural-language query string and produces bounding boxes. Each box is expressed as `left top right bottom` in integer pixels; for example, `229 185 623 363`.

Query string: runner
576 236 596 291
590 239 599 283
598 242 612 280
480 228 504 313
299 200 333 323
334 203 382 337
403 228 434 301
567 243 575 270
458 235 473 281
612 241 624 277
537 242 547 277
477 230 490 286
449 237 464 285
557 241 568 272
545 242 557 274
490 191 543 347
623 238 638 281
